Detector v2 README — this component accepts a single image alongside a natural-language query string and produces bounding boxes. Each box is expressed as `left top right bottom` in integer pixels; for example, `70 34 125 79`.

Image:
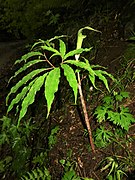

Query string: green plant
94 126 113 148
48 126 59 149
46 10 60 25
60 149 80 180
120 48 135 88
99 156 127 180
60 151 94 180
94 91 135 131
60 159 81 180
21 167 51 180
6 26 114 152
32 151 48 167
112 41 135 91
0 116 32 178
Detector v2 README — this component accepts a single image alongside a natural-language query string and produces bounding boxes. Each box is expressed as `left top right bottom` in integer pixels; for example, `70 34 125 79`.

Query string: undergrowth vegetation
1 28 135 179
0 1 135 180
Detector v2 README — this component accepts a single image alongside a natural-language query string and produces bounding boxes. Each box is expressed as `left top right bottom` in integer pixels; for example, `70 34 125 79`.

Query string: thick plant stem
77 73 95 153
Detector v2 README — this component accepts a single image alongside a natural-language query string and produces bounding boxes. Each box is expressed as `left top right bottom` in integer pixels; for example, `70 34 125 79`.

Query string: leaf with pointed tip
64 48 92 60
18 73 48 126
9 60 43 82
59 39 66 59
6 68 46 105
15 52 43 64
41 45 60 56
49 35 67 42
84 58 97 75
61 64 78 103
94 70 110 91
98 70 115 81
7 79 37 113
45 68 60 118
31 39 46 50
120 91 129 98
95 70 115 92
88 74 97 89
91 64 106 69
49 52 60 60
64 60 91 71
84 58 97 89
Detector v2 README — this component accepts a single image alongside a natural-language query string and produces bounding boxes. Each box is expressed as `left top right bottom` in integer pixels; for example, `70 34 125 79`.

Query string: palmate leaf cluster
6 33 114 126
94 126 113 148
94 91 135 131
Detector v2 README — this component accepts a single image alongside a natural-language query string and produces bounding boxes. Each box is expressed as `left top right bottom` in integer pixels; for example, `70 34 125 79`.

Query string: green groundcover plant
6 26 115 152
94 91 135 131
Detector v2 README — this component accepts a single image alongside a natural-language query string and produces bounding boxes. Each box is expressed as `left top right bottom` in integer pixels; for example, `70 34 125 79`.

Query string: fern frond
21 167 51 180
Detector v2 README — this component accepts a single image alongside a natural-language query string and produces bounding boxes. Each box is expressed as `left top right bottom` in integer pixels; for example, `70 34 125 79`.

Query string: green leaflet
61 64 78 103
21 167 51 180
94 105 108 123
7 79 37 113
62 170 81 180
94 126 113 148
88 74 97 89
64 60 91 70
18 73 48 126
65 59 97 88
84 58 97 89
108 107 135 131
15 51 43 64
9 60 43 82
97 70 115 81
115 91 129 101
89 63 114 91
45 67 60 118
65 60 114 92
91 64 106 69
64 59 95 74
49 52 60 60
64 48 91 60
49 35 67 42
6 68 46 105
59 39 66 59
31 39 46 50
94 70 110 92
41 45 60 56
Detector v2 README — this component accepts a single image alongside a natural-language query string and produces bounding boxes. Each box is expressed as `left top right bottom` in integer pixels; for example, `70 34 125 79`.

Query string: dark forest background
0 0 135 41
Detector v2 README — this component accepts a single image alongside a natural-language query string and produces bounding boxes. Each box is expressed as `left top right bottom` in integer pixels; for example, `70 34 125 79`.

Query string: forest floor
0 33 135 179
48 38 135 180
